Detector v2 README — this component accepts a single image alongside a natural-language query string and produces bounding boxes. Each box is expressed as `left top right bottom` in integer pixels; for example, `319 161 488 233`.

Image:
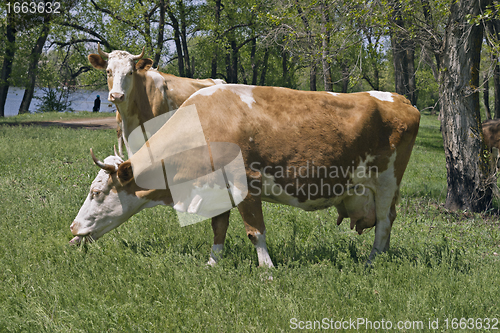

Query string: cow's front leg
237 195 274 268
207 211 230 266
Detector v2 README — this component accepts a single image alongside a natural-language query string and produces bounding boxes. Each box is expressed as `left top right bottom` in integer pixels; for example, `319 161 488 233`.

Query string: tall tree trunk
320 4 332 92
341 63 349 93
483 73 491 120
0 13 17 117
282 50 290 87
178 0 191 77
259 49 269 86
495 63 500 118
166 5 184 77
250 37 258 85
153 0 166 68
310 64 317 91
211 0 222 79
391 1 411 99
19 17 51 114
439 0 493 211
407 44 417 105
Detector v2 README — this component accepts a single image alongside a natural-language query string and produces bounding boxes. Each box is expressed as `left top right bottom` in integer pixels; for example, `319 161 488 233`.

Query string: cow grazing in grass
70 86 420 266
88 43 224 157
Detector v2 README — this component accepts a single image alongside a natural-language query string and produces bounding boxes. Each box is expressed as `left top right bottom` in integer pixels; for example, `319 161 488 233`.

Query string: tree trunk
178 0 191 78
310 64 317 91
407 45 417 105
495 62 500 118
282 50 289 87
341 63 349 93
250 37 257 85
0 13 17 117
211 0 222 79
391 1 412 100
320 4 332 92
153 0 166 68
166 5 184 77
439 0 493 211
19 17 51 114
483 73 491 120
259 49 269 86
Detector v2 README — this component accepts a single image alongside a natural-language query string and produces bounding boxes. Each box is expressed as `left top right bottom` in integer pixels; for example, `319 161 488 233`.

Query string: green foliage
0 113 498 331
34 88 72 113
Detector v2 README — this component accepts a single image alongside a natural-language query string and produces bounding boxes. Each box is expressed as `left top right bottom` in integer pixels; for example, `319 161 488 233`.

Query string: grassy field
0 112 499 332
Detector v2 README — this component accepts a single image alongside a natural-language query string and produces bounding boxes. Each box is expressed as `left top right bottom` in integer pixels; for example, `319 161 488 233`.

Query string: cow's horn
97 43 109 58
132 46 145 60
90 148 117 173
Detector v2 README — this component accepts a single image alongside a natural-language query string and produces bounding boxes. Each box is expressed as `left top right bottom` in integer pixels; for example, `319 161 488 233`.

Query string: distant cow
70 86 420 266
88 44 224 157
482 119 500 168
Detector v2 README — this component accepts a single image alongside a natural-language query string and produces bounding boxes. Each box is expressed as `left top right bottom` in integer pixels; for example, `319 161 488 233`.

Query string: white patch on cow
146 69 165 90
328 92 340 97
212 79 226 85
207 244 224 266
368 91 394 102
254 231 274 268
190 84 256 109
350 154 377 184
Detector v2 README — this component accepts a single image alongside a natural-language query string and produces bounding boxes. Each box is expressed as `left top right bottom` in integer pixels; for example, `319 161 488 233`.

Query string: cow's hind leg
370 152 399 261
237 195 274 268
207 211 230 266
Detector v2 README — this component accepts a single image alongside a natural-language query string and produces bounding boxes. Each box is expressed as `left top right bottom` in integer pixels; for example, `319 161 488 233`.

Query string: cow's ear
88 54 107 70
117 161 134 185
136 58 153 71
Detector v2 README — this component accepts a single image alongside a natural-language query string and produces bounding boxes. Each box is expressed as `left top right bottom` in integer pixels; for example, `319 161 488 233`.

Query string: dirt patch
2 117 117 130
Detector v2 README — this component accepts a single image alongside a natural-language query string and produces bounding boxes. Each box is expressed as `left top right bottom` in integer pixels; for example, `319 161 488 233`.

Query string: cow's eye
127 71 133 76
91 190 101 199
106 70 111 76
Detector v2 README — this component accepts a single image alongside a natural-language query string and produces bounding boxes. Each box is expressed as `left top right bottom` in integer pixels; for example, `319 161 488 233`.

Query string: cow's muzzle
109 92 125 103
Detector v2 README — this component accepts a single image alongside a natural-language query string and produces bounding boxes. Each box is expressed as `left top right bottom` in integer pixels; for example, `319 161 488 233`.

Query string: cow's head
69 149 152 245
88 43 153 104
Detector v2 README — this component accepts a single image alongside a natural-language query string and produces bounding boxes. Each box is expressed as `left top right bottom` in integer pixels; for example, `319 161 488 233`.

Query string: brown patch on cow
88 54 107 70
483 119 500 151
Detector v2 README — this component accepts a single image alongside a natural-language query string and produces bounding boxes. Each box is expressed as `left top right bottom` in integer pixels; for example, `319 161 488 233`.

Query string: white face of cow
105 54 136 103
69 154 152 245
88 44 152 104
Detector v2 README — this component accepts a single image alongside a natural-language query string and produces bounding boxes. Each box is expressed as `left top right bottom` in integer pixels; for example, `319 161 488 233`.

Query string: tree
0 6 17 117
18 15 51 114
412 0 494 211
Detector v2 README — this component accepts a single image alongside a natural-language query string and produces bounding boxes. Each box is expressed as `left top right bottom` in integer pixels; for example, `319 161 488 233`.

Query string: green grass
0 111 114 124
0 112 499 332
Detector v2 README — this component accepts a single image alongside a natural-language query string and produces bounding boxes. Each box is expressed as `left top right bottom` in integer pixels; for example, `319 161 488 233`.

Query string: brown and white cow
88 44 224 157
70 86 420 266
482 119 500 168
